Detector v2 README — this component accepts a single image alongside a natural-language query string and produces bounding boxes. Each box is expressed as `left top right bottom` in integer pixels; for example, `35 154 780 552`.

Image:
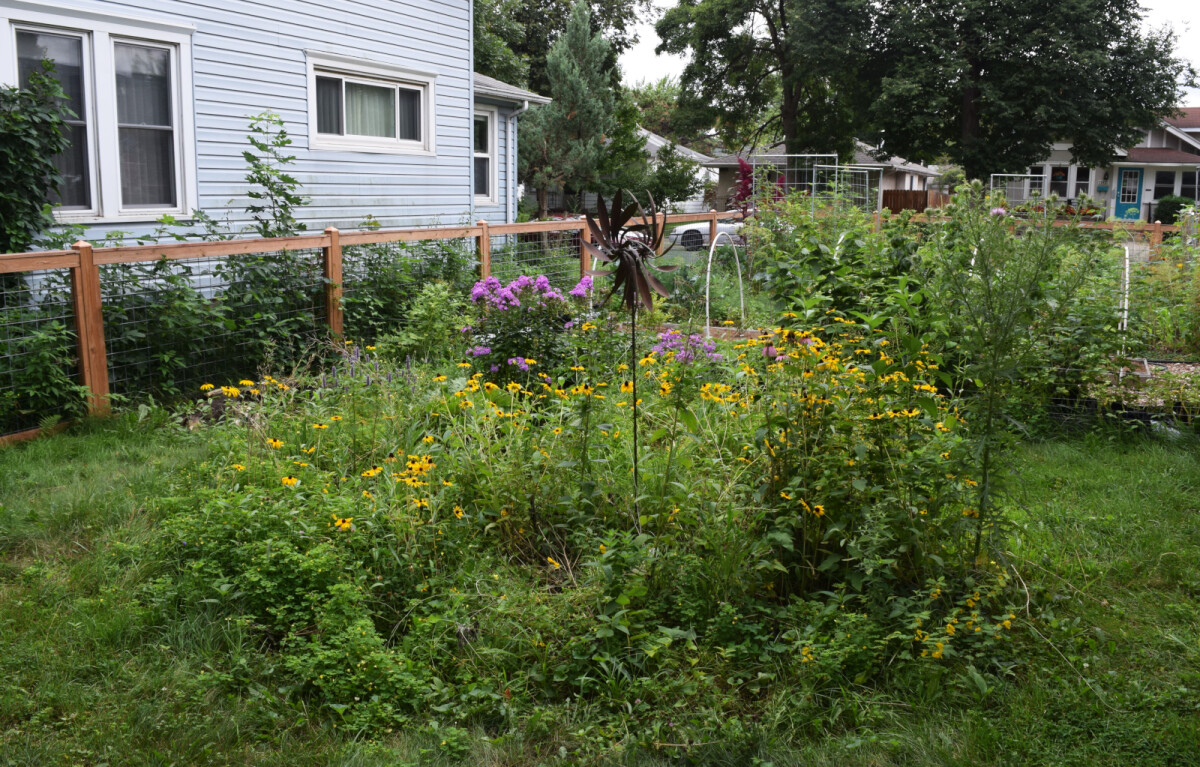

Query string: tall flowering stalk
583 191 676 520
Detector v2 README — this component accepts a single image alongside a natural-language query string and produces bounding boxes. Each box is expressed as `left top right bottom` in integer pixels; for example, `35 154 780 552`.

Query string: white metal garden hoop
704 231 745 338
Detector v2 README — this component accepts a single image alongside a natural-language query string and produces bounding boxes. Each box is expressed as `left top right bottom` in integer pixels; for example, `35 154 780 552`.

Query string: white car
667 220 745 251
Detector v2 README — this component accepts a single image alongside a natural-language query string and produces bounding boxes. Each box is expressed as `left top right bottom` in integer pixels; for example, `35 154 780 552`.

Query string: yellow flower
442 480 453 487
281 476 298 487
330 415 343 421
412 498 430 509
200 383 215 391
722 320 735 326
620 381 633 393
433 374 447 382
312 423 328 430
780 491 792 501
552 427 563 435
599 544 607 554
423 435 435 444
457 362 472 368
547 556 561 569
366 345 376 351
238 379 255 386
617 363 628 372
232 464 246 471
506 382 523 393
524 358 537 365
221 386 240 398
267 439 283 449
249 388 261 395
962 508 979 518
454 506 464 519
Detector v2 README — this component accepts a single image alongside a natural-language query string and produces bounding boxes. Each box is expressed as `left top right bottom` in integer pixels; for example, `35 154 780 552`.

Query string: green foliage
644 144 702 207
0 316 89 434
657 0 873 156
628 76 721 156
870 0 1197 179
0 59 71 254
518 2 617 217
473 0 529 86
1154 195 1194 226
376 282 472 364
243 112 308 238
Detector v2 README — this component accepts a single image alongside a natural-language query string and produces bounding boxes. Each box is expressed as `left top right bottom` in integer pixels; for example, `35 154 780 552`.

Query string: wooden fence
882 190 951 213
0 210 740 444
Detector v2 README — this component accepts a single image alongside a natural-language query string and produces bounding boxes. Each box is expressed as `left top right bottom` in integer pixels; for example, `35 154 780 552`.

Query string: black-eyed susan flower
547 556 561 569
330 415 343 422
433 374 447 382
232 464 246 471
619 381 633 393
281 475 299 487
313 423 329 430
200 383 215 392
267 438 283 449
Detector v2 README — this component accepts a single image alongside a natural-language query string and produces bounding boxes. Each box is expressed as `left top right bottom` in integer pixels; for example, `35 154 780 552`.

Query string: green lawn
1 419 1198 766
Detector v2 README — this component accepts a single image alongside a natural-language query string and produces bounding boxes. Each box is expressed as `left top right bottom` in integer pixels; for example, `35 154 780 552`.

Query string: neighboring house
0 0 547 242
704 141 937 211
1024 110 1200 220
521 127 715 214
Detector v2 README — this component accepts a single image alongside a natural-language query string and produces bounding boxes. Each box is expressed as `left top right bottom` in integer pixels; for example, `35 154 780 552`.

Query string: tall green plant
923 183 1098 562
0 59 70 255
244 112 308 238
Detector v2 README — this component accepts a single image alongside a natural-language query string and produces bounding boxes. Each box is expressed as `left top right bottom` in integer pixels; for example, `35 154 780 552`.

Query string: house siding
6 0 480 240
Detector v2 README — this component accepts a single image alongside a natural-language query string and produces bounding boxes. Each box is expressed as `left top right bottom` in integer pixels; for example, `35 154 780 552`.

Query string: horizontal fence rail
2 207 1185 444
0 211 744 443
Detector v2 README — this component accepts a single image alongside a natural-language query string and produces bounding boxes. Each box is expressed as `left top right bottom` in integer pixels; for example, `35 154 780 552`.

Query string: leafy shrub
375 282 472 364
1154 195 1193 226
0 314 89 433
0 58 71 254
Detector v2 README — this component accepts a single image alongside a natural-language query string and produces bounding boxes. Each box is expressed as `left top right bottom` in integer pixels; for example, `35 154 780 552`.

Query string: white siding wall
16 0 478 239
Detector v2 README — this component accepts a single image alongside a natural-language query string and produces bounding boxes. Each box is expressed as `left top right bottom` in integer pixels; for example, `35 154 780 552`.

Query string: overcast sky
618 0 1200 105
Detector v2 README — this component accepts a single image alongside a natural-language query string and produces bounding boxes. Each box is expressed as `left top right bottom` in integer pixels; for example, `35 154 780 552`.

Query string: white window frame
305 51 436 156
0 1 198 224
474 106 497 205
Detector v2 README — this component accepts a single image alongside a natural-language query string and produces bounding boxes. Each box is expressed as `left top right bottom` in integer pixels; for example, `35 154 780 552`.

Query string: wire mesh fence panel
490 230 582 290
989 173 1046 211
0 268 83 436
752 154 838 199
101 248 328 398
341 236 477 343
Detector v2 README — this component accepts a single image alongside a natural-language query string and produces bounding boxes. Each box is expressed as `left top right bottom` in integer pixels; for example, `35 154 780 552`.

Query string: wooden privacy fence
0 210 741 443
881 190 951 214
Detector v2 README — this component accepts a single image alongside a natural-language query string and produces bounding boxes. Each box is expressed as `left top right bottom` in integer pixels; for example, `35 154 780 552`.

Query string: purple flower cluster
507 357 530 372
990 207 1007 217
652 329 723 363
469 345 492 357
471 274 565 311
569 275 593 298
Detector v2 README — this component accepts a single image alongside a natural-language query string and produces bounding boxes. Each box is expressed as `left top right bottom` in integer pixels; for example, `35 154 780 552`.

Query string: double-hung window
306 52 435 154
474 109 496 203
1182 171 1199 201
1154 171 1177 200
1072 167 1091 198
3 6 197 222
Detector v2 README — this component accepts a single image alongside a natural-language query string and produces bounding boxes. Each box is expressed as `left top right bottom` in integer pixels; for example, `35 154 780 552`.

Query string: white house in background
0 0 547 241
1022 109 1200 220
637 127 715 212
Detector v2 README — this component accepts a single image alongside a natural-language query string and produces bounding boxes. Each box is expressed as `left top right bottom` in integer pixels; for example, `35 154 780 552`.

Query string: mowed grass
1 419 1198 765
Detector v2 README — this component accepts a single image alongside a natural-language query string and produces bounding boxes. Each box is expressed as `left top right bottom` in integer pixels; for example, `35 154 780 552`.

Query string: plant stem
631 301 640 526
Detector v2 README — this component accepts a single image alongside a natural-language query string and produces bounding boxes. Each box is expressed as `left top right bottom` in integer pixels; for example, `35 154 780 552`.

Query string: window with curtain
115 42 176 207
1027 167 1045 195
7 11 194 221
314 70 424 143
16 29 92 210
474 112 493 200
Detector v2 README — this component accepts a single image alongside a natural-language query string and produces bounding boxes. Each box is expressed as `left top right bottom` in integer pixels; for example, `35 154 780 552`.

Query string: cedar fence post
477 220 491 280
580 221 591 279
1150 220 1163 257
70 241 110 415
322 227 343 336
708 209 718 246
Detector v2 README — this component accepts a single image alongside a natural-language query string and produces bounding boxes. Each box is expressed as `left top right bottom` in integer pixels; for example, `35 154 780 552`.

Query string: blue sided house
0 0 548 239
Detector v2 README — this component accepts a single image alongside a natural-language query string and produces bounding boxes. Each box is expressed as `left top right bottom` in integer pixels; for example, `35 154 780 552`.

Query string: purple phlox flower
469 345 492 357
507 357 530 372
460 325 472 334
490 364 499 372
564 320 575 330
569 275 593 298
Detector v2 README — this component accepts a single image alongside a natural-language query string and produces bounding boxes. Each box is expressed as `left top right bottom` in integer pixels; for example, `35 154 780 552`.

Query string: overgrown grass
1 422 1197 765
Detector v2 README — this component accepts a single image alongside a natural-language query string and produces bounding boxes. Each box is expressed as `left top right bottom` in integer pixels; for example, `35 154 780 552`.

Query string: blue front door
1115 168 1143 220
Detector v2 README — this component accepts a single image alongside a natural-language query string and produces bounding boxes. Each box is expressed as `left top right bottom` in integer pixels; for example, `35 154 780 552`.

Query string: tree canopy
869 0 1197 179
656 0 875 159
